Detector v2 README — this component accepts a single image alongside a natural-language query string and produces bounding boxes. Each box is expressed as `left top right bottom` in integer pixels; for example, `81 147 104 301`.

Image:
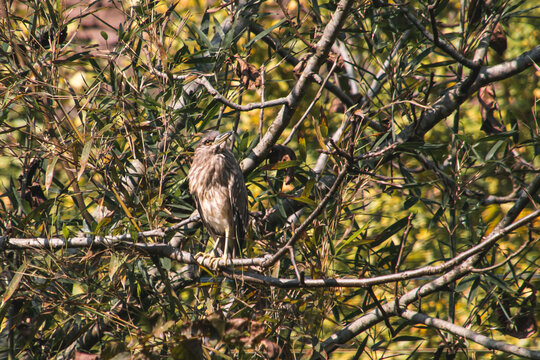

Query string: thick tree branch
400 309 540 359
3 207 538 287
248 22 357 110
396 45 540 142
240 0 356 175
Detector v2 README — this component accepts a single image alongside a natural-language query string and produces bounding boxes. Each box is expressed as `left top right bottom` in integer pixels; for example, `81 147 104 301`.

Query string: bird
188 130 249 268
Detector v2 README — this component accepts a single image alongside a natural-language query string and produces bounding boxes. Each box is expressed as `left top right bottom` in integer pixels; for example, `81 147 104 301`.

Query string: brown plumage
188 131 249 263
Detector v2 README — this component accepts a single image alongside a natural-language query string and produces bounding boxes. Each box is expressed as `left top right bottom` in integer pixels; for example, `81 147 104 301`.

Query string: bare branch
241 0 357 175
151 68 289 111
2 205 538 289
471 230 537 273
248 21 356 110
194 77 290 111
400 309 540 359
395 45 540 143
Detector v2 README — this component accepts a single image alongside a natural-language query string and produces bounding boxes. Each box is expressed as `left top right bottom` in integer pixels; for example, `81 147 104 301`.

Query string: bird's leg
222 229 230 265
210 238 222 255
195 238 223 270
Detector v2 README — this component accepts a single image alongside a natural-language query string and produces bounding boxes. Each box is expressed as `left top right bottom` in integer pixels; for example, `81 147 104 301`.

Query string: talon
194 252 205 262
195 252 226 270
210 257 220 270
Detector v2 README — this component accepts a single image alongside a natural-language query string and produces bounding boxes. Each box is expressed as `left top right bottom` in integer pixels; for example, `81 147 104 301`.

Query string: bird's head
195 130 234 154
197 130 234 152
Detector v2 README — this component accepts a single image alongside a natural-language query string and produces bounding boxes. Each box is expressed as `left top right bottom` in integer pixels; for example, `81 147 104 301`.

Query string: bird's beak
214 131 234 146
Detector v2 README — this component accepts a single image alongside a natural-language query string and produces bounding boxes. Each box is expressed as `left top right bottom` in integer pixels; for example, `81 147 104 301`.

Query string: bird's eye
204 139 212 145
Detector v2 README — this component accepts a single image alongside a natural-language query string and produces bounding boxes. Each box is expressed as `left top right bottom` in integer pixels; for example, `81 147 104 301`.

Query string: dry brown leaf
293 53 312 77
74 352 100 360
241 321 266 346
268 144 297 184
478 85 505 134
260 339 281 359
490 22 507 56
234 55 262 90
23 183 47 208
326 51 344 71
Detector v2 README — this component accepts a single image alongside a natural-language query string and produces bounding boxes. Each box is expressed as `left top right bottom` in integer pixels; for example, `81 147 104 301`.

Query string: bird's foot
195 252 224 270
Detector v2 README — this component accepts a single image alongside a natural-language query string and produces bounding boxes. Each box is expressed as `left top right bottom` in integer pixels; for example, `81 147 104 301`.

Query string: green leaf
0 262 28 325
298 133 307 162
393 335 424 342
45 156 59 193
485 139 505 161
351 335 369 360
477 131 519 142
429 207 444 228
310 0 322 23
407 46 433 70
403 196 418 209
335 221 370 255
301 178 316 198
373 216 409 245
289 195 317 207
420 60 456 69
246 19 286 47
188 24 213 50
62 223 70 239
2 262 27 304
78 139 92 181
261 160 301 171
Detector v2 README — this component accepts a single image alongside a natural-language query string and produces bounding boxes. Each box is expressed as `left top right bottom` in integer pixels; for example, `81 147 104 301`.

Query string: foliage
0 0 539 359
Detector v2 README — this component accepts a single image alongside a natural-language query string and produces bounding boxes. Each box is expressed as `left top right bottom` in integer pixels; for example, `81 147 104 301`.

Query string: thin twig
151 68 289 111
259 65 265 136
399 5 478 69
367 287 395 336
195 77 289 111
288 246 304 285
394 213 415 273
471 229 537 273
261 167 349 268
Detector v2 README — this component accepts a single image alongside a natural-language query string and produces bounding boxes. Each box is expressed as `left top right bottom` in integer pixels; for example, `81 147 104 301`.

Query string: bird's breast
188 152 235 235
196 185 233 235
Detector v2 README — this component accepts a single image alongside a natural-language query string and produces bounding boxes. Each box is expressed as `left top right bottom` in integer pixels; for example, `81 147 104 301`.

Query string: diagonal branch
400 309 540 359
261 167 349 268
240 0 357 175
395 45 540 143
248 21 356 111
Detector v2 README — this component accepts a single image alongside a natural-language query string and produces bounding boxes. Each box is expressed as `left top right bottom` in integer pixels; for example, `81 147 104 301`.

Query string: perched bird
188 130 249 268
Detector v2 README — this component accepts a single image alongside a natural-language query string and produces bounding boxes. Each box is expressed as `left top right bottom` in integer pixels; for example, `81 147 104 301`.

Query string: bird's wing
229 166 249 253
